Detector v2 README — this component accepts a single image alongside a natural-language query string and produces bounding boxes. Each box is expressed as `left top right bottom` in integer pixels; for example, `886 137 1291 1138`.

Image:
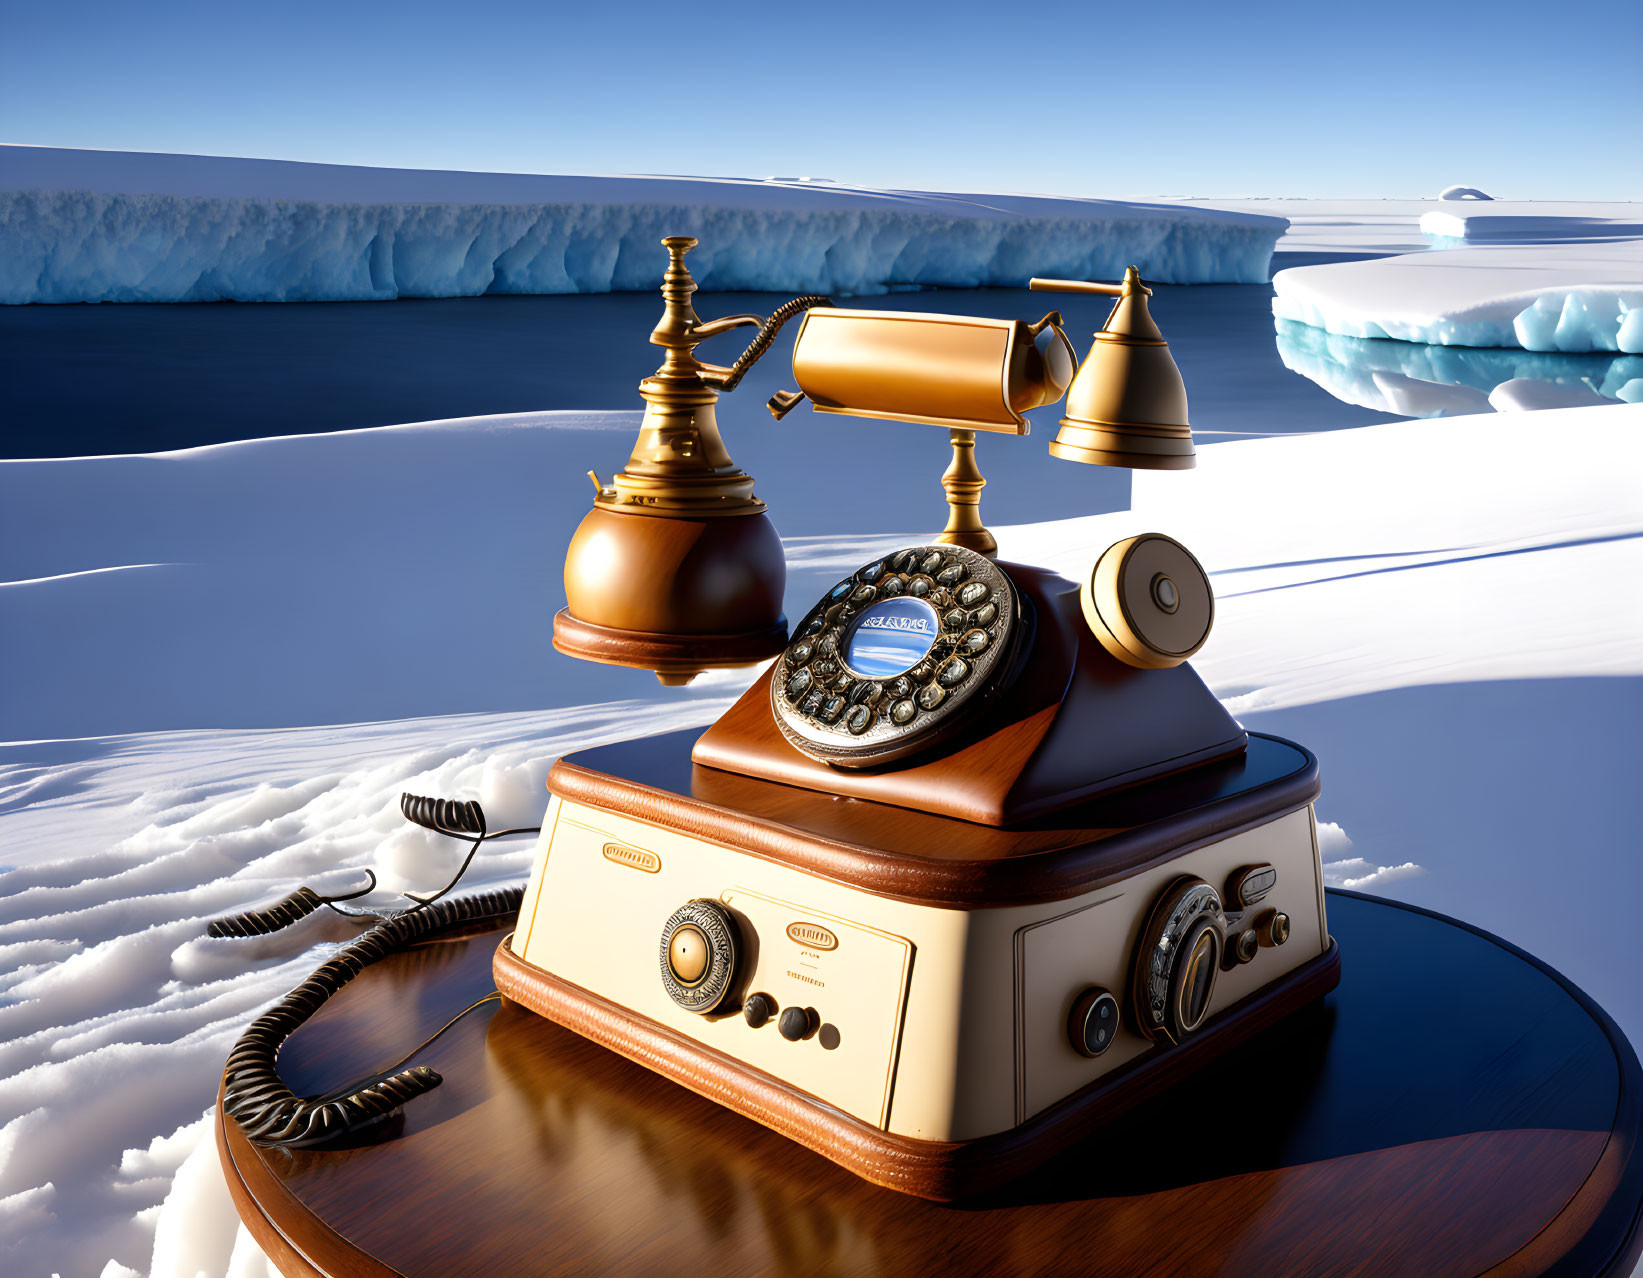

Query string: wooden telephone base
693 563 1249 827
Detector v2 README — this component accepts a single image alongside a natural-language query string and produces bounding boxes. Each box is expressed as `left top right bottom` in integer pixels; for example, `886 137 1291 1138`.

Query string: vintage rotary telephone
217 238 1333 1189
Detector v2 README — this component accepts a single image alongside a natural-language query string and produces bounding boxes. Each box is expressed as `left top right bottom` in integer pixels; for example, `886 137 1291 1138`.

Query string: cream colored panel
720 888 912 1127
511 798 1325 1142
515 802 970 1137
1012 806 1324 1122
514 796 563 957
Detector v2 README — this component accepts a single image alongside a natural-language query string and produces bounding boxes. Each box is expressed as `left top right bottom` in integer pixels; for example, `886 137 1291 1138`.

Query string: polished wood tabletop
219 890 1643 1277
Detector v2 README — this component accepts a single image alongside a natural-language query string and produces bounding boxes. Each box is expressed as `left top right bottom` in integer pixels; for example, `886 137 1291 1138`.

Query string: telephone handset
771 544 1030 767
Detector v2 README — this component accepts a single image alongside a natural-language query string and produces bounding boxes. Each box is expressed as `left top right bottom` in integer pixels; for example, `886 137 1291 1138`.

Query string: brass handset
771 306 1076 432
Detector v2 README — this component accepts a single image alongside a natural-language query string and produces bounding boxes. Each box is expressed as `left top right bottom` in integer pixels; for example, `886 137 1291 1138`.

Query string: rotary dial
770 544 1025 767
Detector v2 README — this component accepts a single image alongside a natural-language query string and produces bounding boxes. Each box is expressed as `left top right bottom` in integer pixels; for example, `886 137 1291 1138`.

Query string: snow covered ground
1272 240 1643 353
3 399 1641 1275
0 147 1286 303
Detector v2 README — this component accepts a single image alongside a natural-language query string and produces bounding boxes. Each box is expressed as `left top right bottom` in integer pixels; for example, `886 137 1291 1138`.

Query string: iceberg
1272 241 1643 353
1275 319 1643 416
0 147 1286 304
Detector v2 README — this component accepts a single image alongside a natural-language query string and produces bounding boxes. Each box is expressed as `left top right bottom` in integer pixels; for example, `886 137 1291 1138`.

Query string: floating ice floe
1272 240 1643 353
1421 207 1643 246
0 146 1286 303
1438 185 1494 201
1275 319 1643 416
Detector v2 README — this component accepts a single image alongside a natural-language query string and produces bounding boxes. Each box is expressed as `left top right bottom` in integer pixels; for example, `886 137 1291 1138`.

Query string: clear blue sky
3 0 1639 200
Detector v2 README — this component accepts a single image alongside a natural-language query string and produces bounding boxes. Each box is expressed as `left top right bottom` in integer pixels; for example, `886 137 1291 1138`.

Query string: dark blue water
1 253 1406 462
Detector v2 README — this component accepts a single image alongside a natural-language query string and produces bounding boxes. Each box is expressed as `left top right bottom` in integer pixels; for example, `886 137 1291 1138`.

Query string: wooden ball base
218 891 1643 1277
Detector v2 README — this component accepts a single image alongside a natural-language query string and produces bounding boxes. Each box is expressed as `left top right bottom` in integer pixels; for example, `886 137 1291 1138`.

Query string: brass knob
668 926 709 986
659 900 741 1014
1171 920 1223 1037
1132 876 1227 1045
1257 910 1291 948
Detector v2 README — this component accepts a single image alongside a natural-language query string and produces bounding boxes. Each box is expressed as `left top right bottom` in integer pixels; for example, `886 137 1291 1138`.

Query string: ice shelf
1421 207 1643 245
1272 240 1643 353
1275 319 1643 416
0 146 1286 303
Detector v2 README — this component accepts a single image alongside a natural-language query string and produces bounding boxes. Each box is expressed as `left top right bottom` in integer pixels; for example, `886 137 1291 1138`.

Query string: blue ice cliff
0 147 1286 304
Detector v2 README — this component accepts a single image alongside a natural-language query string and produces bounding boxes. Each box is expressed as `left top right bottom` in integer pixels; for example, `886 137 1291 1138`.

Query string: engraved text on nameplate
602 842 661 874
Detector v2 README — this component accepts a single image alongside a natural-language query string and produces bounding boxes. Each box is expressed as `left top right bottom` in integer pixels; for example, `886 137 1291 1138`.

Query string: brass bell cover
1036 268 1196 470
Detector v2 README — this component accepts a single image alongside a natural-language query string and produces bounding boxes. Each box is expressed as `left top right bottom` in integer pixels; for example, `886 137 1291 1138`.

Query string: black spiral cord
214 792 539 1147
709 294 832 392
206 875 381 938
207 792 538 938
222 885 524 1146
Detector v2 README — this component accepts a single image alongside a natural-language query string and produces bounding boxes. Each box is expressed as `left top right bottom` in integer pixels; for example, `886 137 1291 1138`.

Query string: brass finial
605 237 768 516
554 237 835 685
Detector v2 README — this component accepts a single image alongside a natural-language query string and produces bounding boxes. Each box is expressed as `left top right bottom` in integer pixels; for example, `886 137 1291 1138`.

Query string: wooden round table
218 889 1643 1277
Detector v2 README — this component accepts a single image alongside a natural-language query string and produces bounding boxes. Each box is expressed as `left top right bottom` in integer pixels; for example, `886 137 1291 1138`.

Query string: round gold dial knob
1082 533 1214 669
667 926 709 986
659 900 740 1014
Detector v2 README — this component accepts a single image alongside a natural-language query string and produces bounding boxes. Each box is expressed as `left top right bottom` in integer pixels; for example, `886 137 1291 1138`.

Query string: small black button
1068 987 1119 1058
778 1006 815 1041
744 993 776 1029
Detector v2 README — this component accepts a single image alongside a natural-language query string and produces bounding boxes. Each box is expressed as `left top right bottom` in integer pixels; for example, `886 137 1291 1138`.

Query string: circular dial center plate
668 925 709 985
842 597 940 677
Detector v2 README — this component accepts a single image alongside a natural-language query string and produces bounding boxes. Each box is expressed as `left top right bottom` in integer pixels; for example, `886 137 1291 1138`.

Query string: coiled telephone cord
206 792 538 938
710 294 832 392
221 885 523 1147
213 791 540 1147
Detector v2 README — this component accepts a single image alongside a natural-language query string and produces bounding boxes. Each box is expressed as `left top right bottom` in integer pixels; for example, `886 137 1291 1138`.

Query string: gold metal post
935 429 997 556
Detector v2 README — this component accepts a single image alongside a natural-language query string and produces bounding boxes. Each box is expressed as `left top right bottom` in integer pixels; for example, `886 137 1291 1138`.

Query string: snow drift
1272 240 1643 353
0 147 1286 304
